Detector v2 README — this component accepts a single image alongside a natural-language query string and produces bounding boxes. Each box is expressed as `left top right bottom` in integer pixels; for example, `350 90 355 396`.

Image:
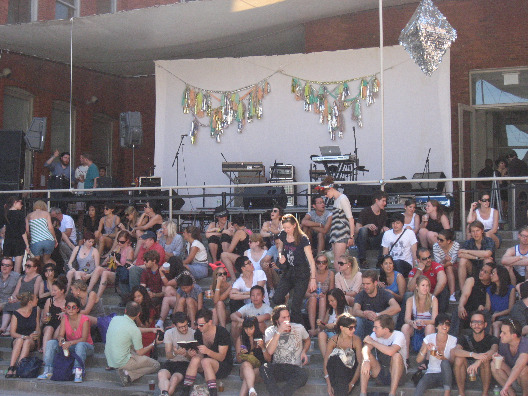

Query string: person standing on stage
80 153 99 189
319 176 355 266
272 214 316 324
44 150 73 188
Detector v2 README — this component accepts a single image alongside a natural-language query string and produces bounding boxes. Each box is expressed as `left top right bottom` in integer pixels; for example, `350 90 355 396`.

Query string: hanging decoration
290 76 379 140
399 0 457 76
182 80 271 143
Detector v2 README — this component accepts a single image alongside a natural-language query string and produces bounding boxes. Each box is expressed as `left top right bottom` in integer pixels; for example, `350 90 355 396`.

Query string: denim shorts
30 239 55 256
188 262 209 279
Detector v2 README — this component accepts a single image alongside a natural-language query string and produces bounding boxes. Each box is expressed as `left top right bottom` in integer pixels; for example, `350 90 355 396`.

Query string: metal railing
1 175 526 238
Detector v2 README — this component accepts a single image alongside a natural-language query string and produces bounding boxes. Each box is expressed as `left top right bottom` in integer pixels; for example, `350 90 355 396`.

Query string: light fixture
86 96 98 104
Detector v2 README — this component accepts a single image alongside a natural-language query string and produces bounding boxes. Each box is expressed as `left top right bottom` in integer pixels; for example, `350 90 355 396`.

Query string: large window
55 0 79 19
92 113 113 175
8 0 38 24
471 67 528 106
51 101 75 155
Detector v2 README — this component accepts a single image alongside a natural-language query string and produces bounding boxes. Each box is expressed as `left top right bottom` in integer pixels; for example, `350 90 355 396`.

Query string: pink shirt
64 314 93 345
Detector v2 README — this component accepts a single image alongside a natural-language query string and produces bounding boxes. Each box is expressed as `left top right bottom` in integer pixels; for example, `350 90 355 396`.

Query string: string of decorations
290 76 380 140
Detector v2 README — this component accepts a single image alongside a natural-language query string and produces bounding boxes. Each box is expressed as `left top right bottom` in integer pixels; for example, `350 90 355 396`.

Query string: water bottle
493 385 500 396
316 282 322 298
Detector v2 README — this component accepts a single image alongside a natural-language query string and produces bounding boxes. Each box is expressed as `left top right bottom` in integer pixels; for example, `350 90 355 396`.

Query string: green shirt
85 163 99 189
104 315 143 368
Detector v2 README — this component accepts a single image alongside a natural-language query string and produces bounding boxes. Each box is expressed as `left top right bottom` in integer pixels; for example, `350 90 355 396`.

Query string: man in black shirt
451 262 495 336
355 191 389 268
452 311 499 396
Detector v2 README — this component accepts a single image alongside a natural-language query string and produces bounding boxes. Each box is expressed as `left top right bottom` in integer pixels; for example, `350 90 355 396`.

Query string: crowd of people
0 174 527 396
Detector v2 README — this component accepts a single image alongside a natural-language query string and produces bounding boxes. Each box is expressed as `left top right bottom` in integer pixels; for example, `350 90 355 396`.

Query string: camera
157 329 164 342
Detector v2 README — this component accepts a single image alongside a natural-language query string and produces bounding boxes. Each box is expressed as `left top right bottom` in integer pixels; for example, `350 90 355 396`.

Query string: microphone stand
171 135 186 186
421 148 431 192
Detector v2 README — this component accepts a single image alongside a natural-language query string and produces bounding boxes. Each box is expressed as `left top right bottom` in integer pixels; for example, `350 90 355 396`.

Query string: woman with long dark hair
235 316 271 396
3 196 28 273
38 263 58 308
317 288 351 356
83 204 100 235
323 313 362 396
485 265 515 336
306 251 335 336
40 275 67 354
402 199 420 235
418 199 450 249
377 255 406 304
128 285 159 356
273 214 316 324
134 200 163 255
95 202 121 257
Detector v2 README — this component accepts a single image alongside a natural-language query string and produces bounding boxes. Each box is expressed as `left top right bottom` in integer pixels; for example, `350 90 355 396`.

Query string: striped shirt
29 218 55 244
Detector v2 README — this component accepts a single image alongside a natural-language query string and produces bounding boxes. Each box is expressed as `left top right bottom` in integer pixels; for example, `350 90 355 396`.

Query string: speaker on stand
120 112 143 184
24 118 47 189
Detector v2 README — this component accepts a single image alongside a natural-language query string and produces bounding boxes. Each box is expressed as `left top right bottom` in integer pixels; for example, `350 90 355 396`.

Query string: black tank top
466 278 489 312
234 231 250 256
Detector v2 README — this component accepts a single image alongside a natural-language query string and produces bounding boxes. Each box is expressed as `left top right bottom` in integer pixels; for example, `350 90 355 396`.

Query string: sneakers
449 293 456 302
249 387 257 396
74 368 83 383
155 319 164 329
160 391 169 396
37 371 52 380
117 368 131 387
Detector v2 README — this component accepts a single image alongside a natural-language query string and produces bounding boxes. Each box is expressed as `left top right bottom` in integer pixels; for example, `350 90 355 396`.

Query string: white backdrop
154 46 452 209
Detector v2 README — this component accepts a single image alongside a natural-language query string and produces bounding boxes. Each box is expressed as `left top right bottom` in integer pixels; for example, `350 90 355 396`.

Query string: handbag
71 247 81 271
97 313 116 343
115 265 129 285
411 366 425 386
51 350 85 381
239 352 262 368
16 356 42 378
190 384 209 396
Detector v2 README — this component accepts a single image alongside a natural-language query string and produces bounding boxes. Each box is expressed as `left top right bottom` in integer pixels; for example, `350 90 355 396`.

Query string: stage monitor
411 172 446 193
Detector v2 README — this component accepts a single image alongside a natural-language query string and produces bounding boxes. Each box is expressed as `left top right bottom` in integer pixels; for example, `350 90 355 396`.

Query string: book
177 340 199 350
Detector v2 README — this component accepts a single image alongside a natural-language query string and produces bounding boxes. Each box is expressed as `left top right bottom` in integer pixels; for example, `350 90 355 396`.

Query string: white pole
69 17 74 190
378 0 385 184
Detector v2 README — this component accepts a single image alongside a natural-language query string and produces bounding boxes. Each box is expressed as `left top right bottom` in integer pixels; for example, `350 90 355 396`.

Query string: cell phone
157 329 164 341
124 263 131 269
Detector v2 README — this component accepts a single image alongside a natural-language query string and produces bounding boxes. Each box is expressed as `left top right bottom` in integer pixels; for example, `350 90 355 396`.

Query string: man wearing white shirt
50 207 77 263
360 315 407 396
381 213 417 278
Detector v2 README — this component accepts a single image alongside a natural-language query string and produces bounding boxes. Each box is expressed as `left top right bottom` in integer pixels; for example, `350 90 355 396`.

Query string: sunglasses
347 325 356 330
196 323 206 327
316 260 328 265
272 209 279 213
420 256 432 261
66 305 78 310
1 263 13 268
217 272 227 276
470 320 485 325
104 207 109 210
336 261 347 266
480 199 490 202
437 237 446 242
45 268 55 272
118 240 127 244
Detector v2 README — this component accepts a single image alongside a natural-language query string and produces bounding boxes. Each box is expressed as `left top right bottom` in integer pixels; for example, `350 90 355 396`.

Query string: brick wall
0 52 155 188
305 0 528 178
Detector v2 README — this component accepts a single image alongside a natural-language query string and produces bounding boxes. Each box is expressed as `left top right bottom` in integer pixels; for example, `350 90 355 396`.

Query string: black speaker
411 172 446 193
0 131 25 189
24 117 46 151
242 186 287 209
119 112 143 148
343 184 381 207
385 176 412 194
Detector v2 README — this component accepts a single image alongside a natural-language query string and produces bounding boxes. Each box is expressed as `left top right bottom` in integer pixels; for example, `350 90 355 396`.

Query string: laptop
319 146 341 156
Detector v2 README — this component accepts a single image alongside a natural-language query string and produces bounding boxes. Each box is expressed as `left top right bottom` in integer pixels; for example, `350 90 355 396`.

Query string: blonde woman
210 267 232 327
306 252 335 336
334 255 362 306
25 200 57 263
401 275 438 359
158 220 184 259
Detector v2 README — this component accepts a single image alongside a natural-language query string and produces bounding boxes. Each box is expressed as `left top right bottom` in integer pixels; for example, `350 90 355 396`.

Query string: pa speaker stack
242 186 288 210
343 184 381 207
411 172 446 193
119 112 143 148
270 164 296 207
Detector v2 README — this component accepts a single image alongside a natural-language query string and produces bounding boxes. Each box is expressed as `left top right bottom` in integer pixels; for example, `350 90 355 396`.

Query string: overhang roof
0 0 418 77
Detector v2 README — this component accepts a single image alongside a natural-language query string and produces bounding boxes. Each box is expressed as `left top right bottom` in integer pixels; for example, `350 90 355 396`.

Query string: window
471 67 528 106
96 0 116 14
51 101 75 155
56 0 79 20
8 0 38 24
3 87 33 188
92 113 114 175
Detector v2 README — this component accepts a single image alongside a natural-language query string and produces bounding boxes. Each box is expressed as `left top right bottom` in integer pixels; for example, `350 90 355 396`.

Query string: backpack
51 350 85 381
115 266 129 285
96 313 116 343
16 356 42 378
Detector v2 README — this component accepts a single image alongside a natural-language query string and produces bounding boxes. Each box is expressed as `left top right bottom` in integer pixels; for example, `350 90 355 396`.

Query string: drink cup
148 379 155 391
218 381 224 392
430 346 437 357
494 355 503 370
284 320 291 333
469 372 477 381
162 262 170 271
205 290 213 299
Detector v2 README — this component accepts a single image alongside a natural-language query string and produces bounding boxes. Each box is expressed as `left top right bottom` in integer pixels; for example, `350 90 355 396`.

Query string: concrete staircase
0 232 516 396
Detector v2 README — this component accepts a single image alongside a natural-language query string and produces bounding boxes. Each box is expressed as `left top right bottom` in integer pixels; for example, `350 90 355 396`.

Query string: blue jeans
356 227 384 261
414 360 453 396
355 316 374 339
43 340 94 372
128 265 144 291
187 262 209 279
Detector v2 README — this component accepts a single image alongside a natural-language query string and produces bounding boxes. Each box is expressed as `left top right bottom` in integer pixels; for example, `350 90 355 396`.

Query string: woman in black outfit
273 214 316 324
220 214 251 278
3 196 28 273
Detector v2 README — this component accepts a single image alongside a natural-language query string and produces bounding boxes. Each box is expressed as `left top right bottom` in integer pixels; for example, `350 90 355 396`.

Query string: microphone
181 134 187 137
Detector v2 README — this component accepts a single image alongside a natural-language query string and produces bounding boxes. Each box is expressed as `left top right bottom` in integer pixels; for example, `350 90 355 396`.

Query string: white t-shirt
245 248 268 271
423 333 457 374
370 330 408 371
238 303 272 326
60 214 77 244
75 165 88 190
188 240 207 262
334 194 353 219
232 270 269 305
265 323 309 366
164 327 195 362
381 229 417 263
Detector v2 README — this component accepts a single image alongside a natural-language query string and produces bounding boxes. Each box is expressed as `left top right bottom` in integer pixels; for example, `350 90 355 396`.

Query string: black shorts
161 361 189 375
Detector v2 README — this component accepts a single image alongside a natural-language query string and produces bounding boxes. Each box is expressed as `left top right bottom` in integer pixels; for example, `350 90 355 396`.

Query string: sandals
5 366 16 378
